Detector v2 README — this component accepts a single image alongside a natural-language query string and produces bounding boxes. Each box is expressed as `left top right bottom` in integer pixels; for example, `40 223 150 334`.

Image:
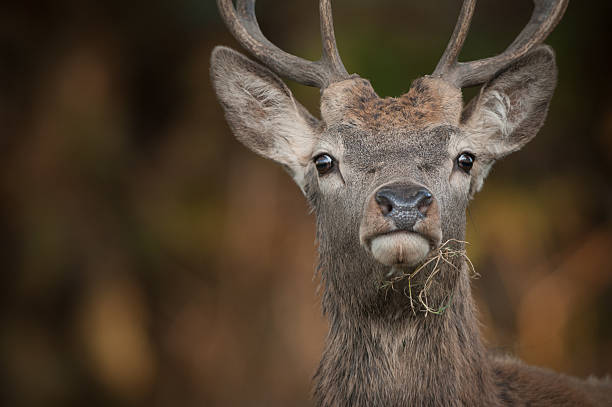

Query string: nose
375 184 433 230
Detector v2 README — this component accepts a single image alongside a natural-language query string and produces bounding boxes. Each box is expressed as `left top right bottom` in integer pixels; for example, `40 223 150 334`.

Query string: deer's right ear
210 46 319 189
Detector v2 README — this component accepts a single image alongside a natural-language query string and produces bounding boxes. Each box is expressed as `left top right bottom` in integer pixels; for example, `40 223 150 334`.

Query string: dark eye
456 152 475 173
314 154 335 176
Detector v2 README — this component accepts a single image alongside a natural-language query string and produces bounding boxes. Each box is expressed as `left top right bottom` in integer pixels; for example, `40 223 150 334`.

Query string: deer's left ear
460 45 557 193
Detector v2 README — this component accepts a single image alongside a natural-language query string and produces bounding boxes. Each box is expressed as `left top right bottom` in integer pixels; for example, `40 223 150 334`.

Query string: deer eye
457 152 475 173
314 154 335 175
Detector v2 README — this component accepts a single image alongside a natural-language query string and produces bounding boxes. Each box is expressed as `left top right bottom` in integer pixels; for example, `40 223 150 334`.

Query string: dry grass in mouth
380 239 479 316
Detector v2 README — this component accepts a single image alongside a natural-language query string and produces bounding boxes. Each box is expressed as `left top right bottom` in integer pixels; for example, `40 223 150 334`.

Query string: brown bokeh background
1 1 611 406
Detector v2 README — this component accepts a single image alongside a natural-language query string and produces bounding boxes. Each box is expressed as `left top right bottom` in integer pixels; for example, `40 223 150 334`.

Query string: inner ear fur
461 45 558 160
210 46 319 185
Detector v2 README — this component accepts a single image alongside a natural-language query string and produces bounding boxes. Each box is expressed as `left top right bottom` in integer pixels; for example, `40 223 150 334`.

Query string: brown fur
322 77 462 132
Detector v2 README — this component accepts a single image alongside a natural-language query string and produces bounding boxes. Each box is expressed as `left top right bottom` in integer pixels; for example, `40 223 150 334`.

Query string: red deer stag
210 0 612 405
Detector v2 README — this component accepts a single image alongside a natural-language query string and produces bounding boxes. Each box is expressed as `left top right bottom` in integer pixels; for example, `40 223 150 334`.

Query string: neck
313 261 497 407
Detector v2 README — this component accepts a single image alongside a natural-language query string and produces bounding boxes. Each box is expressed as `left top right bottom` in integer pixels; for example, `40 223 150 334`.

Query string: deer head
211 0 567 316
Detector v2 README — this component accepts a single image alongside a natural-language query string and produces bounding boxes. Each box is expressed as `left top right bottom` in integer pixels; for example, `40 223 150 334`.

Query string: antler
217 0 349 88
433 0 569 88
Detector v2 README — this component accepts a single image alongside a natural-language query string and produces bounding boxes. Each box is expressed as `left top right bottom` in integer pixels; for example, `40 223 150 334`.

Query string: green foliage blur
0 1 611 406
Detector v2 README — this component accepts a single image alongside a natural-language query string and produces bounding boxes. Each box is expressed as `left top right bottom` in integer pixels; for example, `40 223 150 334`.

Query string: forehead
319 76 464 169
329 123 455 171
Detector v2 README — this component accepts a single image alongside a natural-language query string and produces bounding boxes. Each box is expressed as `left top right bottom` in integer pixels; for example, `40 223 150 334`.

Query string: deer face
211 0 564 308
212 46 556 271
313 77 465 268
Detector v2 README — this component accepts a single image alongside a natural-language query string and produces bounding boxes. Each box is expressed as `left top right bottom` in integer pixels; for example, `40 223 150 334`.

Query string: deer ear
210 46 319 188
460 45 557 195
462 45 557 159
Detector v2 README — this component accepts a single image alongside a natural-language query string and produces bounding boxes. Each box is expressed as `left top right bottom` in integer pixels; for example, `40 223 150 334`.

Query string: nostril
417 190 433 215
375 193 393 216
415 190 433 215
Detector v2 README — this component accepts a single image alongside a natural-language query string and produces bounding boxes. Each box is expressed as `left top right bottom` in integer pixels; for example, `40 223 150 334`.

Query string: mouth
367 231 433 267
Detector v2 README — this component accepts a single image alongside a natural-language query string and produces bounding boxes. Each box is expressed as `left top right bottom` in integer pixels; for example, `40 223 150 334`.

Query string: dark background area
0 1 611 406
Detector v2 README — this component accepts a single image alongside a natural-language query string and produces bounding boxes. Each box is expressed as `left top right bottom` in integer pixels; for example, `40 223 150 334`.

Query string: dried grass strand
380 239 478 316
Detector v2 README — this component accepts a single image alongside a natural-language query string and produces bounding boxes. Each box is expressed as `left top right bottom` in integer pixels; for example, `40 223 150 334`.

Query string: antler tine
319 0 349 80
217 0 349 88
435 0 568 88
432 0 476 79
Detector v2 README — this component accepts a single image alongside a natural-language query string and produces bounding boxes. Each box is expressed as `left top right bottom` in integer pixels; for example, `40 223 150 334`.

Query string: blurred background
0 0 611 406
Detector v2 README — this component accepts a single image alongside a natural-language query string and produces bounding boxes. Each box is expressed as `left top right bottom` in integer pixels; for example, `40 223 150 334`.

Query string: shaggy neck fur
313 258 498 407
